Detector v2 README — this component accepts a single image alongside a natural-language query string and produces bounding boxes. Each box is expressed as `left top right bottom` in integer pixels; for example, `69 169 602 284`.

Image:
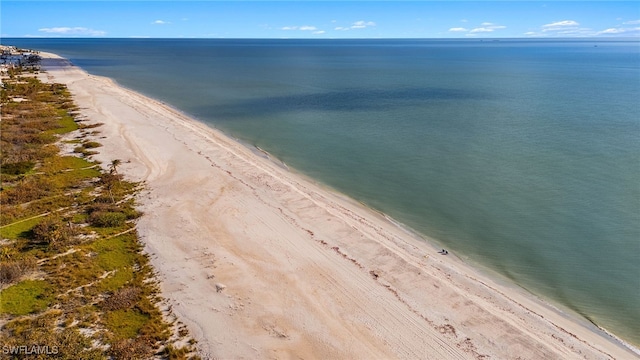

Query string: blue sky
2 1 639 38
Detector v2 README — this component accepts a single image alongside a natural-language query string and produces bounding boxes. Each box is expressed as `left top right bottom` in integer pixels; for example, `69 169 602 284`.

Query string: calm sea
6 38 639 345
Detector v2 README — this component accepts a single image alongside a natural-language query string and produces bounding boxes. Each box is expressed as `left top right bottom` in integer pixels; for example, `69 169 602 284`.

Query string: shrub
89 211 127 227
87 202 121 214
31 216 76 249
162 344 192 360
0 262 24 284
101 286 142 311
123 208 142 220
1 161 35 175
109 336 154 360
1 177 53 205
93 194 116 204
0 258 36 284
1 318 105 360
83 141 101 149
99 173 124 187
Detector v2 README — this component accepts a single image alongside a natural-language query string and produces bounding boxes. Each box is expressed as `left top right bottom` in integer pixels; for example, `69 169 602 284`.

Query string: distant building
0 46 40 68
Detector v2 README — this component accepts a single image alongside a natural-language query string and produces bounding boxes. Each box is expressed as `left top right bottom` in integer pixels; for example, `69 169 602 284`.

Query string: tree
100 172 123 203
109 159 121 174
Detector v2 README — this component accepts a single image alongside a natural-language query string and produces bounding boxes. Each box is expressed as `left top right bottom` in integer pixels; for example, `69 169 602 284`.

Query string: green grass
41 155 96 172
0 217 43 239
91 233 139 271
89 224 135 237
49 167 101 186
12 195 75 224
105 308 150 339
44 251 103 291
49 112 78 134
72 213 89 223
0 280 53 315
99 267 134 292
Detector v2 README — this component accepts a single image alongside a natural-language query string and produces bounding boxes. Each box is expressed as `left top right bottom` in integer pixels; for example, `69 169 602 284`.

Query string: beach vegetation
30 215 79 249
105 308 150 339
0 314 105 359
0 55 200 358
48 111 79 134
108 336 155 359
83 140 102 148
1 160 35 175
161 344 194 360
0 280 54 315
109 158 122 174
74 140 102 156
0 257 36 284
90 211 128 227
0 216 44 240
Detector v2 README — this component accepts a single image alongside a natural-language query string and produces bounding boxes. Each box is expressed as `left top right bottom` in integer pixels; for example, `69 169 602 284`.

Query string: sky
2 1 639 39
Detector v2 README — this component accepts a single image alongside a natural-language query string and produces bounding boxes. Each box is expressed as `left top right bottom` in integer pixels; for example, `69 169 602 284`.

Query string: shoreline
37 51 638 359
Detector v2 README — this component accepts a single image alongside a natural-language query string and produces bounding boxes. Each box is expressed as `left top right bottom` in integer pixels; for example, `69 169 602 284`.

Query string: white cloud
596 27 640 36
470 27 494 33
623 19 640 25
313 30 326 35
448 22 505 34
487 24 505 29
281 25 321 32
461 19 468 23
351 21 376 29
38 27 106 36
152 20 170 25
537 20 595 36
543 20 579 28
542 20 579 31
527 19 639 37
469 23 505 33
333 20 375 31
598 28 625 34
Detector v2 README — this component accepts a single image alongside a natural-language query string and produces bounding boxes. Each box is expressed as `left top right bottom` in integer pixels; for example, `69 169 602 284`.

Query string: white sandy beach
39 52 637 359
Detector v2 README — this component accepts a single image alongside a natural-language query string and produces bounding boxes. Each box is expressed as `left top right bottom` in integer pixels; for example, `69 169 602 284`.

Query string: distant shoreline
3 37 640 41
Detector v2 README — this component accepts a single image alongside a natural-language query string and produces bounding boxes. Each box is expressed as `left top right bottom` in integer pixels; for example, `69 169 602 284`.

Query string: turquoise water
6 38 639 345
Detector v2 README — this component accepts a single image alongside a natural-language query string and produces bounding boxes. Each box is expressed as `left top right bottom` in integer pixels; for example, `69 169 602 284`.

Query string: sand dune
39 52 637 359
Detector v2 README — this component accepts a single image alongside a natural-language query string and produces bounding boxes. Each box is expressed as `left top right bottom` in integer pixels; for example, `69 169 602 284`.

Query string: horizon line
3 36 640 40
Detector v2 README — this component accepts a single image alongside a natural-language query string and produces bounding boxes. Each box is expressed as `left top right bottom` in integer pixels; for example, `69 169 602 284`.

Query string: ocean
5 38 639 345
